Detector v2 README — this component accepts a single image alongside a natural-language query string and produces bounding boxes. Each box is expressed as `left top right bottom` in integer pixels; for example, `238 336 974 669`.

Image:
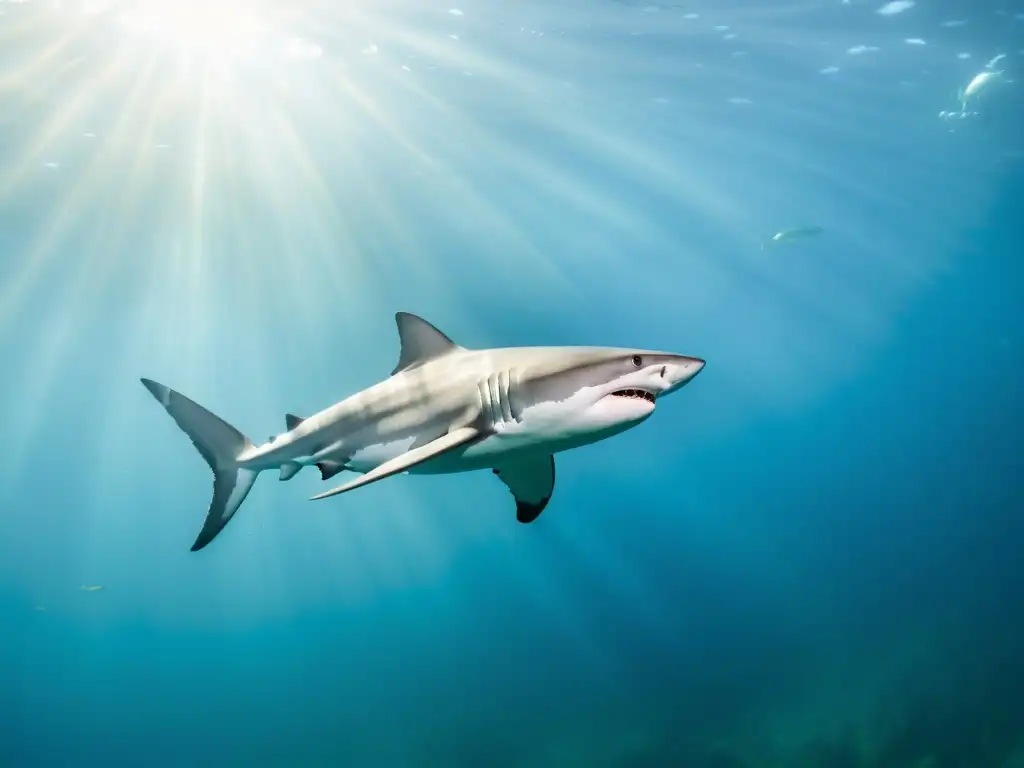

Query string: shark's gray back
253 343 674 465
302 346 621 437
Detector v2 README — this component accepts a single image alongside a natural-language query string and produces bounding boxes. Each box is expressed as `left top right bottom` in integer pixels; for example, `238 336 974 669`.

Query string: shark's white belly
345 436 419 473
344 430 538 475
344 409 620 476
277 383 651 478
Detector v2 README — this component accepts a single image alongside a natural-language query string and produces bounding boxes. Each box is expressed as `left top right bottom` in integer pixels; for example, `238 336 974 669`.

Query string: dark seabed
1 0 1022 766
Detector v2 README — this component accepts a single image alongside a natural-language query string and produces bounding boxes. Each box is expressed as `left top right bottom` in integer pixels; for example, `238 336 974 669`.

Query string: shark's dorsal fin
285 413 305 430
391 312 464 375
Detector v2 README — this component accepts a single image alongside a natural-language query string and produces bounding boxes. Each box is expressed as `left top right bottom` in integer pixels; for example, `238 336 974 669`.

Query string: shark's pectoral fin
309 426 483 501
285 413 306 430
316 460 347 481
493 454 555 524
279 462 302 481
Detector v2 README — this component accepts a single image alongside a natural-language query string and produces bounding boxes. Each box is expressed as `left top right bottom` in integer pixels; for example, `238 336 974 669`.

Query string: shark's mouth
610 389 656 404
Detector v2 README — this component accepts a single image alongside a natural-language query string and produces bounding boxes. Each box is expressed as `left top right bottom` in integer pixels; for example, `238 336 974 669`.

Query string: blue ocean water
1 1 1022 765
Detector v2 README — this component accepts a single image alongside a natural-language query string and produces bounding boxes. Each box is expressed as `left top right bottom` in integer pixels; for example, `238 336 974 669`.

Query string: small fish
761 226 824 250
80 584 104 592
957 69 1002 114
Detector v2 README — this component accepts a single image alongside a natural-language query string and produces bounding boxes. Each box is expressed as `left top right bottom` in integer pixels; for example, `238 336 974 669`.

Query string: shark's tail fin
140 378 259 551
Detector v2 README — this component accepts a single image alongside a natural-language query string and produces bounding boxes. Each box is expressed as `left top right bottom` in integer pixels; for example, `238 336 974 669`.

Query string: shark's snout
661 355 705 394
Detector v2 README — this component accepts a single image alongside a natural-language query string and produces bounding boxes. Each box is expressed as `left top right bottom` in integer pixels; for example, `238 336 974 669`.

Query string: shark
141 312 706 551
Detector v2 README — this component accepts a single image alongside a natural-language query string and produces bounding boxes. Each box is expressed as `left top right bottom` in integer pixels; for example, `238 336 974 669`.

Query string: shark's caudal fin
140 378 259 552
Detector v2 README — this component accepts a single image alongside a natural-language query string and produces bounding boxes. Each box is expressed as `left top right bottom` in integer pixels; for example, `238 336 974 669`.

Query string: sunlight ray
0 20 87 93
0 54 169 329
231 93 383 309
0 49 127 199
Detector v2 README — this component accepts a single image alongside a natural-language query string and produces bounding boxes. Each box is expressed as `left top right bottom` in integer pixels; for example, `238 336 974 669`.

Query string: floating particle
877 1 914 16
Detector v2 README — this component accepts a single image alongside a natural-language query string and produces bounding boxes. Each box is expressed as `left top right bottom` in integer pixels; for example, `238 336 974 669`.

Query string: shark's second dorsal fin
391 312 464 375
285 413 305 431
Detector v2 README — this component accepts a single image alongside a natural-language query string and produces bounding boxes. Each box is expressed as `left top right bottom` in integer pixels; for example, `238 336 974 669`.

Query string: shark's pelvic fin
279 461 302 481
316 460 347 481
493 454 556 523
140 378 259 552
285 413 306 430
391 312 466 375
309 426 482 501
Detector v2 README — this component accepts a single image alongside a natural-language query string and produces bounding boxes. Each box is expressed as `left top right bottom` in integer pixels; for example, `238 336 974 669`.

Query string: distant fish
762 226 824 250
80 584 104 592
33 605 47 612
958 69 1002 113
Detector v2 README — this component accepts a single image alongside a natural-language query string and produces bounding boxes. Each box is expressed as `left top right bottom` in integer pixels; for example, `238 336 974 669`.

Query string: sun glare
116 0 269 61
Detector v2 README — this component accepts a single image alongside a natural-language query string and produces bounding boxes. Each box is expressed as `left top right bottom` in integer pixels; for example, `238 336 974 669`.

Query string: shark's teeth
611 389 656 404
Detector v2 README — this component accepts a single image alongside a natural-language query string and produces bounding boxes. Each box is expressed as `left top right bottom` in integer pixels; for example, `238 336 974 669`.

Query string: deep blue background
1 1 1022 765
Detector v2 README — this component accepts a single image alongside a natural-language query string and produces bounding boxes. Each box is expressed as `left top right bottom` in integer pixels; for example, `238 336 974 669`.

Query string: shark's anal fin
493 454 556 524
279 462 302 481
285 413 306 431
316 460 347 481
391 312 466 376
310 426 482 501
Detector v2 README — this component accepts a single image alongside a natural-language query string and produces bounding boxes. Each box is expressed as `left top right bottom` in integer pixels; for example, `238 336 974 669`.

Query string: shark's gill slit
508 368 523 423
477 379 489 420
488 374 503 425
498 370 514 424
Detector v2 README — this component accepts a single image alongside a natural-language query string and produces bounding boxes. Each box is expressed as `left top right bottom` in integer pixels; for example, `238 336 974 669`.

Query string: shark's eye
631 355 643 367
